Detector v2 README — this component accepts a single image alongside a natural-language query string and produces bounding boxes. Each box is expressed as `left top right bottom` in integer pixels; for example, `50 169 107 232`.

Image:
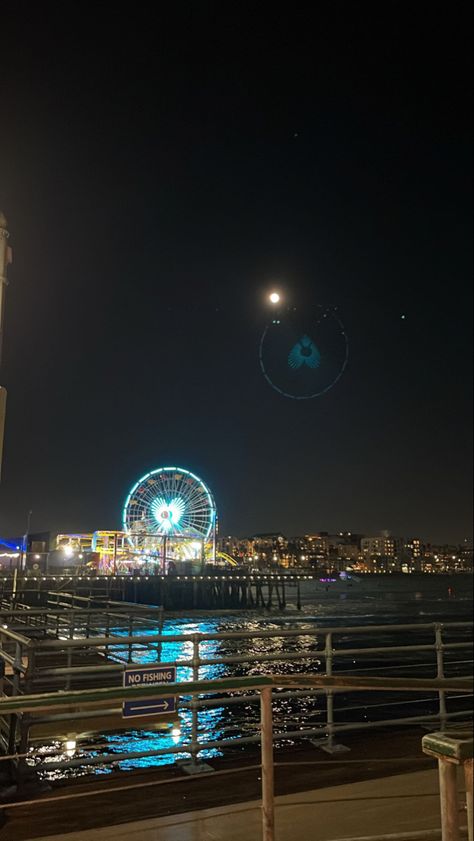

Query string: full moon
269 292 280 304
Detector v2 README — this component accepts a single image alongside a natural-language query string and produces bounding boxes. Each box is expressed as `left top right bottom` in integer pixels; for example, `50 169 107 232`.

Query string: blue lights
123 466 217 545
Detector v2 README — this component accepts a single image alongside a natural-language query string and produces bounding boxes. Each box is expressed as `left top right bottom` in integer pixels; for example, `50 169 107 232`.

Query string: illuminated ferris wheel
122 466 217 548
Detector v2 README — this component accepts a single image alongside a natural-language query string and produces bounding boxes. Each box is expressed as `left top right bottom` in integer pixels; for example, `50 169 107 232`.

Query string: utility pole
0 211 13 480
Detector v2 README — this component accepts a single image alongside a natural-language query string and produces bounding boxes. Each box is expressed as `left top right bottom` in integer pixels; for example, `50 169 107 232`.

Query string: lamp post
22 509 33 570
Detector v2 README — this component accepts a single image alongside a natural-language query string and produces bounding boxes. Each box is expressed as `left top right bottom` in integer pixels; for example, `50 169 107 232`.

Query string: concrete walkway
27 768 467 841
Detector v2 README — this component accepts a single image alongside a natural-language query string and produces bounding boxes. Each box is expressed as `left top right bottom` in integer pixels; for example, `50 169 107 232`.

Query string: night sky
0 6 472 543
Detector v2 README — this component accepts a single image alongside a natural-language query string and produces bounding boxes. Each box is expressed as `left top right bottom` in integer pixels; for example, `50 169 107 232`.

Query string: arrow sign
122 665 177 718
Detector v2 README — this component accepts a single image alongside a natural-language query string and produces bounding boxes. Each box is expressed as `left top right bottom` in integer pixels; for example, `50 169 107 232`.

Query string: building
360 533 405 571
251 533 289 567
361 533 404 558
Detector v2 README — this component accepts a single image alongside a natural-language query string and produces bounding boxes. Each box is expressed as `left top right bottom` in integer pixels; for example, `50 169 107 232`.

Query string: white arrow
127 700 171 712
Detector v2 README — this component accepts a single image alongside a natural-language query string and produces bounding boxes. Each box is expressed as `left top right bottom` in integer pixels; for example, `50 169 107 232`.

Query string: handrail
27 619 473 649
0 626 32 646
0 616 471 785
1 674 472 841
0 674 472 715
1 607 158 617
46 592 164 611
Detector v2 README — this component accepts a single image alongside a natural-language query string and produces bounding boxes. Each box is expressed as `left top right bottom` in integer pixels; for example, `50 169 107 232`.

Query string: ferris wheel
122 466 216 547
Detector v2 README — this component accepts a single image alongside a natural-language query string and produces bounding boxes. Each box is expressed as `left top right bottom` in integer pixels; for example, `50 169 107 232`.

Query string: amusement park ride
55 466 234 574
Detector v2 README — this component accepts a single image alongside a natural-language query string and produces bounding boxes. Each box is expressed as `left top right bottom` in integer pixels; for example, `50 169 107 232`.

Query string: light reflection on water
31 583 473 779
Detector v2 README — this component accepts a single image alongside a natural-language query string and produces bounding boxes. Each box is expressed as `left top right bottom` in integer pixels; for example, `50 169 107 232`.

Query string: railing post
438 758 460 841
65 613 74 690
128 615 134 664
7 640 22 756
105 613 110 655
326 631 334 751
260 686 275 841
435 623 447 730
190 634 200 767
156 608 164 663
464 759 473 841
13 641 21 696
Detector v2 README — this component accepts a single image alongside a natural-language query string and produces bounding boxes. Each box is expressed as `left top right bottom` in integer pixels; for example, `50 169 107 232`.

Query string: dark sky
0 5 472 543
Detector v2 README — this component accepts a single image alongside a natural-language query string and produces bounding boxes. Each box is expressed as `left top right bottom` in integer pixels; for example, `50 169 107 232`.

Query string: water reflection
31 588 472 778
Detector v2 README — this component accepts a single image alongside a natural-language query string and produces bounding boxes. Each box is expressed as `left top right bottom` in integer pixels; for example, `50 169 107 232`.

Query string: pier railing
0 615 472 767
0 674 472 841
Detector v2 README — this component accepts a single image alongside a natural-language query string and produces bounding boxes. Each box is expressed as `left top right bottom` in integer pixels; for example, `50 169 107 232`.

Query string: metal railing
0 673 472 841
0 602 166 752
0 617 472 769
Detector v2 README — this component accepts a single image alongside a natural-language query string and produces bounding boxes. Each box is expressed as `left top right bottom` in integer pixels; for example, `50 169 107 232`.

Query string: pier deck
0 729 455 841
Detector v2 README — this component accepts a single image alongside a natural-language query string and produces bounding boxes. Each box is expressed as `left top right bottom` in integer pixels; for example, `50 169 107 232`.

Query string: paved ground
20 769 468 841
0 729 460 840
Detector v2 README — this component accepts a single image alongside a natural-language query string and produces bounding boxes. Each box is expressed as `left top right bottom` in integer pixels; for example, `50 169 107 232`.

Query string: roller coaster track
216 551 239 567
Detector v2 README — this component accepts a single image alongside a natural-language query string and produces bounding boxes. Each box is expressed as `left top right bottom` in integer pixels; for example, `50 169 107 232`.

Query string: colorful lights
122 466 217 556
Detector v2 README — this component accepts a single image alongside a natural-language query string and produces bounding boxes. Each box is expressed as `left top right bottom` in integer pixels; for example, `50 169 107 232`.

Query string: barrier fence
0 615 472 772
0 673 472 841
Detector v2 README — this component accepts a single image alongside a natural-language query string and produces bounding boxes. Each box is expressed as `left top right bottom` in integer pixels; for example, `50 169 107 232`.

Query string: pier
0 573 306 611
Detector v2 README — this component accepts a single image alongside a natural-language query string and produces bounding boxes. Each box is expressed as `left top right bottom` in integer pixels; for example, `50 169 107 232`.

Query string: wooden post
260 686 275 841
275 583 282 610
464 759 473 841
438 758 460 841
247 581 254 607
266 582 273 609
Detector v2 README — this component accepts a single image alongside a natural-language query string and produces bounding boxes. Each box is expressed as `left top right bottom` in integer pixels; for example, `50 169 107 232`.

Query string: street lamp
22 509 33 570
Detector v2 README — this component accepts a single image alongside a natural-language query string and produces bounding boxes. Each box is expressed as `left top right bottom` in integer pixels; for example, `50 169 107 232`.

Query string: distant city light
269 292 280 304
